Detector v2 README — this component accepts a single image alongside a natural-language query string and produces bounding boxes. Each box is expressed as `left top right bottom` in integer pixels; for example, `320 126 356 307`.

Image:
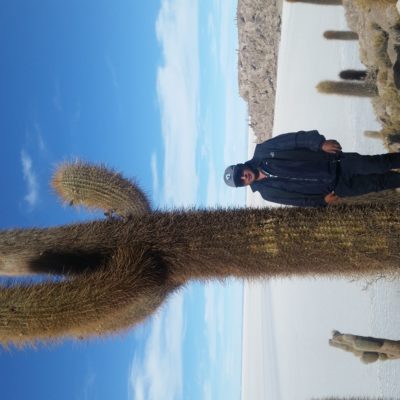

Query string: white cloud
82 371 96 400
207 13 217 60
105 54 120 90
156 0 200 207
202 1 248 208
21 150 39 208
203 283 225 365
205 159 218 206
128 293 185 400
34 122 46 152
150 152 159 202
203 380 212 400
217 0 231 76
53 79 62 112
206 0 231 75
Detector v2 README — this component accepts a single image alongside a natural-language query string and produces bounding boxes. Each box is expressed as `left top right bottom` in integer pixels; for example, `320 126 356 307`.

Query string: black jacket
247 130 339 207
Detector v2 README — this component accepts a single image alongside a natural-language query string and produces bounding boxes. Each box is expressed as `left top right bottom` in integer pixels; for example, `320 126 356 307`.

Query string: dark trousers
334 152 400 197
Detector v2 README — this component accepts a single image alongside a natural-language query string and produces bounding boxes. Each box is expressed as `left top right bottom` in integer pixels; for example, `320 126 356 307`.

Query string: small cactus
339 70 367 81
330 330 400 364
324 31 359 40
316 81 378 97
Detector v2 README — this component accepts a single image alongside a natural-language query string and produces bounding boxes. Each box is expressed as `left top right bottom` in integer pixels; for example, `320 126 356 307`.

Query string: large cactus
1 162 400 345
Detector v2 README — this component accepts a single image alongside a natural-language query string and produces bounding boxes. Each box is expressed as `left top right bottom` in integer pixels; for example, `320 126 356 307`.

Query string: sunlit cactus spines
323 31 359 40
1 162 400 345
330 330 400 364
53 162 151 218
286 0 342 4
316 81 378 97
339 70 367 81
0 246 175 345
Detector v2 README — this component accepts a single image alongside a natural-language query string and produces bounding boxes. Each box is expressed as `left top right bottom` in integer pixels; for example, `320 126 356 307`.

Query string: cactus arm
0 246 175 346
52 162 151 219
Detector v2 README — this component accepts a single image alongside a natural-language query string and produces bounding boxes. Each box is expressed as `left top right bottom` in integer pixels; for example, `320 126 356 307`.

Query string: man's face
240 167 256 186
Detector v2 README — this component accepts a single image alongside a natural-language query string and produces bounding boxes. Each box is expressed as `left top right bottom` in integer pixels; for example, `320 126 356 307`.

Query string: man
224 130 400 207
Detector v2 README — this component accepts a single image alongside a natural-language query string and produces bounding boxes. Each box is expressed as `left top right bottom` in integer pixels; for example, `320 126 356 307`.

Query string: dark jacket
247 130 339 207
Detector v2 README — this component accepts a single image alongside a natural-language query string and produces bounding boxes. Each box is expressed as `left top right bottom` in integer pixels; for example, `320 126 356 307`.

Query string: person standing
224 130 400 207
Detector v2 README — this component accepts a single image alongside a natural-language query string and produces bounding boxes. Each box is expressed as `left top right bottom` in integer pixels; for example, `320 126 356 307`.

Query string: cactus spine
1 162 400 345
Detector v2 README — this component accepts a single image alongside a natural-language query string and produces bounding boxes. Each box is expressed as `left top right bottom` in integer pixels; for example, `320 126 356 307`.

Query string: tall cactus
1 162 400 345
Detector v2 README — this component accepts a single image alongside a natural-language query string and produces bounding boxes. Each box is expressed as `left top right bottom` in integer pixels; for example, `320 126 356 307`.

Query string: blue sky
0 1 248 399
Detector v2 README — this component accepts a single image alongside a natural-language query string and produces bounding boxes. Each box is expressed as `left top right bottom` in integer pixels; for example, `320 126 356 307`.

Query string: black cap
223 164 246 187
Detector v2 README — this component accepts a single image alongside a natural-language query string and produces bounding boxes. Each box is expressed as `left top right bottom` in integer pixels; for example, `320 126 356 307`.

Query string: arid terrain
237 0 282 142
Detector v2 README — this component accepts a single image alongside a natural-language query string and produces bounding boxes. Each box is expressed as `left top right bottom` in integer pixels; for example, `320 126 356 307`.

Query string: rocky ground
237 0 282 142
342 0 400 152
238 0 400 149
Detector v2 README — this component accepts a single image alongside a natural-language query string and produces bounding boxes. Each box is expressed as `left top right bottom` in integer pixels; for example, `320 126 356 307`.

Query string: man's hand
321 140 342 154
324 192 340 205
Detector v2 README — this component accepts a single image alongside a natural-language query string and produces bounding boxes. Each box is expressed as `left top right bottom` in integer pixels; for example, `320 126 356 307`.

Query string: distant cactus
323 31 359 40
1 162 400 345
364 129 400 152
330 330 400 364
316 81 378 97
286 0 342 4
339 70 367 81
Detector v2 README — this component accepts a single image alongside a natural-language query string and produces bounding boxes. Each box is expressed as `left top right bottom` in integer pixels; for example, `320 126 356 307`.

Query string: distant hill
237 0 282 142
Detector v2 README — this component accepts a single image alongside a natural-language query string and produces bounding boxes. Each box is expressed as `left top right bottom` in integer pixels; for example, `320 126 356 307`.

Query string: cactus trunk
2 204 400 281
1 202 400 344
